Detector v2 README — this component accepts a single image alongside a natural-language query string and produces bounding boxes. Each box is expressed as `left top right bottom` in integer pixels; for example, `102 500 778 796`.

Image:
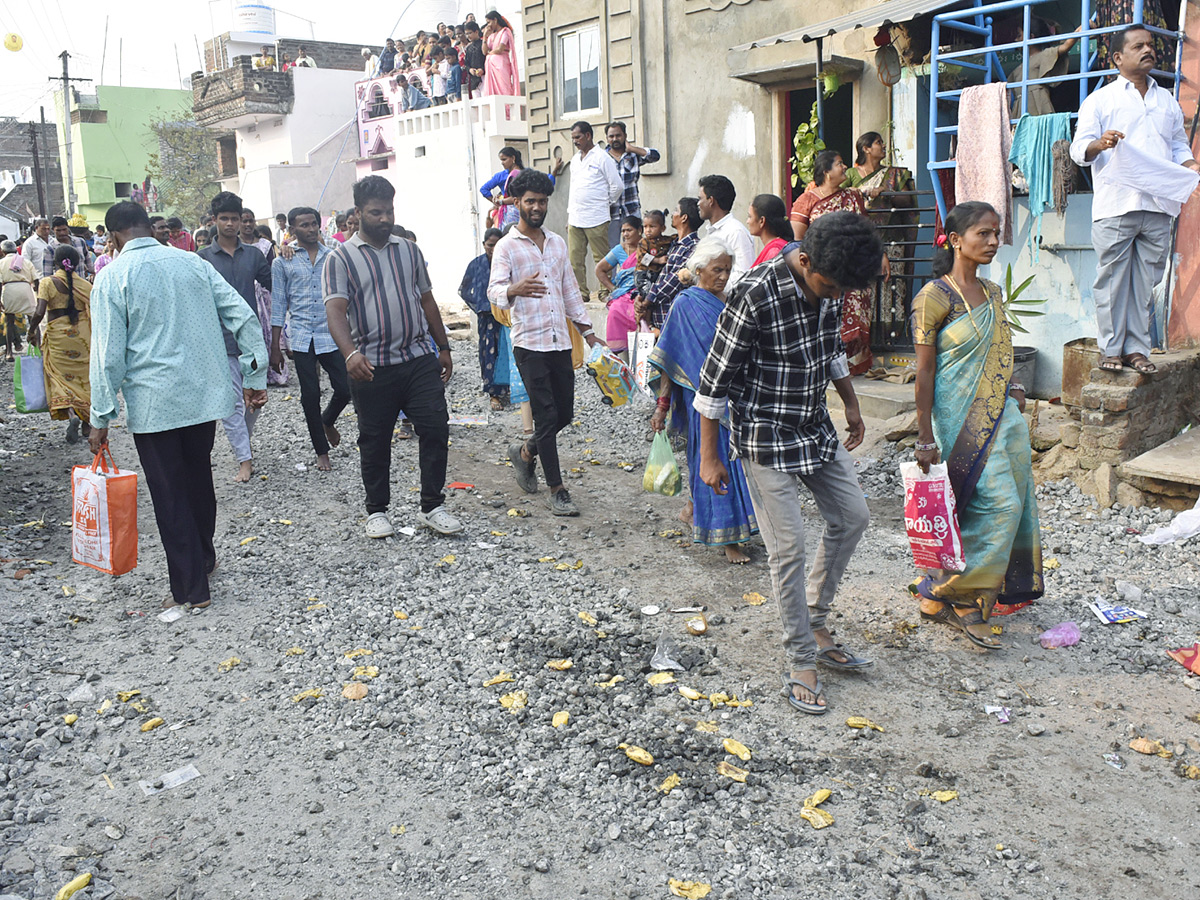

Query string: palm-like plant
1003 264 1046 334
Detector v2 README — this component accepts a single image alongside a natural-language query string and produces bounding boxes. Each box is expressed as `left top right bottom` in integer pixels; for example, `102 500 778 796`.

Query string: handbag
14 347 48 414
72 447 139 576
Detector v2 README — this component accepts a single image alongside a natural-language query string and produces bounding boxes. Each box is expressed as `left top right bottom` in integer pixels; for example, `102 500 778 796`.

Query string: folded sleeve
694 290 757 420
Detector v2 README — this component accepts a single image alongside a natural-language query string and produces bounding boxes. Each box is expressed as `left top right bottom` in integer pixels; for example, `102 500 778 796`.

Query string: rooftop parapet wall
192 58 294 128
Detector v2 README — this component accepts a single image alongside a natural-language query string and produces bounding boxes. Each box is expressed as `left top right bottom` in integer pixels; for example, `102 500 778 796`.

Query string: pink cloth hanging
954 81 1013 245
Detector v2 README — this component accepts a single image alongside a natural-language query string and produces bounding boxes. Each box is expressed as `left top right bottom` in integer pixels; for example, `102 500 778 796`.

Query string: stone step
1119 428 1200 487
826 376 916 420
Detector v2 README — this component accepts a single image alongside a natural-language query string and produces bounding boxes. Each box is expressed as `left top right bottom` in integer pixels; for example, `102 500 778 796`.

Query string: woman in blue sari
649 236 758 564
910 201 1042 649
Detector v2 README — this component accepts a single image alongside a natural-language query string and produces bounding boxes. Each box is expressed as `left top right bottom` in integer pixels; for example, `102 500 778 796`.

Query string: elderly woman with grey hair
648 236 758 563
0 240 37 361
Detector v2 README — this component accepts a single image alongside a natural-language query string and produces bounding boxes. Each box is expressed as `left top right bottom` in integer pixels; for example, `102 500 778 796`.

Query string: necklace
942 274 986 339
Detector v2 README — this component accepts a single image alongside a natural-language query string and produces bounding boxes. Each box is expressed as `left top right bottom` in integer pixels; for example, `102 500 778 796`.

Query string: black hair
485 11 512 29
698 174 735 213
620 215 643 233
606 121 627 136
166 216 183 229
210 191 243 217
854 132 883 166
148 215 166 226
288 206 320 227
801 211 883 292
643 209 666 225
931 201 998 277
255 225 273 241
483 227 504 243
677 197 702 232
431 47 444 58
1026 16 1054 40
499 146 524 169
52 244 82 324
51 216 68 228
749 193 792 242
353 174 396 209
275 212 287 221
507 169 555 198
1112 24 1153 55
465 21 480 34
241 207 255 220
570 120 593 137
812 150 843 187
105 201 151 232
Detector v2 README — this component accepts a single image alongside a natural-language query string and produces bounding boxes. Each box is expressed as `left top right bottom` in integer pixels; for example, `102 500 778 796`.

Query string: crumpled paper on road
1138 495 1200 545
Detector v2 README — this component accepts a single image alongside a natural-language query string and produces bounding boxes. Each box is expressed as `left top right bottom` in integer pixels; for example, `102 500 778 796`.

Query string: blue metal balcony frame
926 0 1184 221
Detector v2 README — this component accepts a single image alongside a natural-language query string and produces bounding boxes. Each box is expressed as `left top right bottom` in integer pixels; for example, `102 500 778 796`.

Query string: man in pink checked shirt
488 169 605 517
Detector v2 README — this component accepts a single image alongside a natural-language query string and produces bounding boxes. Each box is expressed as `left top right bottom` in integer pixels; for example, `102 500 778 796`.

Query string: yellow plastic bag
643 432 682 496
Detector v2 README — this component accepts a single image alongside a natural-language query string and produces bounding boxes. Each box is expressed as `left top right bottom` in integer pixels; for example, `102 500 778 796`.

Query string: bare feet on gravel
724 544 750 564
235 461 254 483
678 501 693 525
316 454 332 472
325 424 341 448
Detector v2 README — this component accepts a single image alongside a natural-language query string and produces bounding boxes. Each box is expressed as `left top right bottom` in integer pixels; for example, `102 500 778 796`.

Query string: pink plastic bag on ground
900 461 966 571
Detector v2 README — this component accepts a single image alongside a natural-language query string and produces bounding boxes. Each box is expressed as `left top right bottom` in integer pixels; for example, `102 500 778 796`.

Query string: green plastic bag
643 432 682 496
14 347 48 414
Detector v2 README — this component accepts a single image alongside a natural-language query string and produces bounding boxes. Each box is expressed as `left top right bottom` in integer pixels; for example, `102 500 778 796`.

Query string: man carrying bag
88 201 268 613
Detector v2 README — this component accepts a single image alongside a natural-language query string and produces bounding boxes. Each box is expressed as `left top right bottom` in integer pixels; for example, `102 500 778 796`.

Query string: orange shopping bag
72 447 138 575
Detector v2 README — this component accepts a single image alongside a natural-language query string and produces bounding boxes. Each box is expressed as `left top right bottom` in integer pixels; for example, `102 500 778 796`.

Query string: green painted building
53 85 193 227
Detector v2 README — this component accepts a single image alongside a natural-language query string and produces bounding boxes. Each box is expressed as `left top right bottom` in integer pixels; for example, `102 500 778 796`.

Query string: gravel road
1 329 1198 900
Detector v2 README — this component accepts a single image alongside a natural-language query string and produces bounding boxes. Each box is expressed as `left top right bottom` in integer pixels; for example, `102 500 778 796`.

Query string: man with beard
148 216 170 246
604 121 659 248
323 176 462 538
488 170 605 517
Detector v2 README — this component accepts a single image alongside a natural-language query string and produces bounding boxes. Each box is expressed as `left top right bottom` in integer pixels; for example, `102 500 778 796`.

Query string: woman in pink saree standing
483 11 519 96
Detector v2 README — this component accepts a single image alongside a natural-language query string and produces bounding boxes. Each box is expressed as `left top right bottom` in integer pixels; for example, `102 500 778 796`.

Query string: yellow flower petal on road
292 688 322 702
595 675 625 688
116 690 141 702
717 761 748 782
352 665 380 679
668 879 711 899
285 647 305 656
742 591 767 606
390 824 407 836
140 717 165 732
1044 557 1060 569
722 738 752 761
657 773 681 794
546 659 573 670
53 873 92 900
930 790 958 803
578 611 598 626
239 536 259 546
678 686 706 701
620 744 654 765
63 714 78 726
499 690 528 712
217 657 241 673
483 671 515 687
800 806 834 829
490 530 507 536
552 711 570 728
695 721 719 733
438 554 456 566
538 556 557 563
845 716 884 732
506 508 529 517
393 610 408 620
647 672 676 685
344 648 373 659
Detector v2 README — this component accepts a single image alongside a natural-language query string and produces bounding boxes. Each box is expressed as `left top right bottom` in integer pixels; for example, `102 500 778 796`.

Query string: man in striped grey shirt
323 175 463 538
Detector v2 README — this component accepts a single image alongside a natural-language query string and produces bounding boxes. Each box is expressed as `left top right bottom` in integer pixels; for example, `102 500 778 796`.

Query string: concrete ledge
1120 429 1200 487
826 376 916 420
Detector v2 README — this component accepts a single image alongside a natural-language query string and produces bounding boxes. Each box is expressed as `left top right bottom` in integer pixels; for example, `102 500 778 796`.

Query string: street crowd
0 24 1189 715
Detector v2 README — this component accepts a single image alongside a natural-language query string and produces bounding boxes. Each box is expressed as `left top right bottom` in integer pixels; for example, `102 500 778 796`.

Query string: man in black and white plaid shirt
694 210 883 716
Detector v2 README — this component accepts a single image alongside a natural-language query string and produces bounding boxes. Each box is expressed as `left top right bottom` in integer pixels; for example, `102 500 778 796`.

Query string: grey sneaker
546 489 579 517
508 442 538 494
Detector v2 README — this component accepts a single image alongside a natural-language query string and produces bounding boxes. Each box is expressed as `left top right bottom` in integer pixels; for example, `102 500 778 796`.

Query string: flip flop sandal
947 607 1001 650
816 644 874 671
780 672 827 715
1098 356 1123 372
1123 354 1157 374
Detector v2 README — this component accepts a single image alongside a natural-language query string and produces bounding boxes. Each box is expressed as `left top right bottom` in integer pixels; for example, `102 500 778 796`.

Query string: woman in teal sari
910 201 1043 649
649 236 758 564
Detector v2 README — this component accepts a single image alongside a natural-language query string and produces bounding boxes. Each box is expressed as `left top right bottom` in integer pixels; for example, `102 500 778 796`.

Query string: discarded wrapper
1088 600 1147 625
1167 642 1200 675
640 605 661 616
1102 752 1126 770
984 705 1011 724
685 614 708 636
138 763 202 796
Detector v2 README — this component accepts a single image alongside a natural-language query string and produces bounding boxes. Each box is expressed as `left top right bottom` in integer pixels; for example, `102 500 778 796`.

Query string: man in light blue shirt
88 201 268 613
270 205 349 471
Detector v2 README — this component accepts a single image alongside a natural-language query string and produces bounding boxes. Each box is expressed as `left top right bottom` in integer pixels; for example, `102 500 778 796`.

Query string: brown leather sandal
1098 356 1123 372
1123 353 1157 374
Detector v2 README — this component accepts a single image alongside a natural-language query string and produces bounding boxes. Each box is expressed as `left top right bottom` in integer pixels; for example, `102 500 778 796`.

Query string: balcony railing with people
927 0 1183 220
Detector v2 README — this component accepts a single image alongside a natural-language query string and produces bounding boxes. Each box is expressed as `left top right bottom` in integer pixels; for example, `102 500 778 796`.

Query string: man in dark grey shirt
197 191 271 482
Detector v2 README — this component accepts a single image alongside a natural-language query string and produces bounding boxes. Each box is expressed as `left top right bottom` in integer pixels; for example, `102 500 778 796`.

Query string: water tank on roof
234 2 276 35
395 1 460 35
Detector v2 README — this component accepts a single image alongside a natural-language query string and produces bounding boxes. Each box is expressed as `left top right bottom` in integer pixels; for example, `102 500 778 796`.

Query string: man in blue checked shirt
604 122 660 249
270 206 350 472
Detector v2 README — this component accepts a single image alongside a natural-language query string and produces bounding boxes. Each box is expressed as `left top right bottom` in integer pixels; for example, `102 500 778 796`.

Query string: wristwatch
437 343 450 352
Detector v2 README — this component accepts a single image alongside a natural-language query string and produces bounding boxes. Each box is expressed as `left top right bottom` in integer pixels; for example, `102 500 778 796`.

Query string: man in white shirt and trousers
1071 24 1200 374
566 120 622 303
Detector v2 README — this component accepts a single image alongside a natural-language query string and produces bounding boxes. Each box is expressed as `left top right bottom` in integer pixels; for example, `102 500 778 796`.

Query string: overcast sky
0 0 513 121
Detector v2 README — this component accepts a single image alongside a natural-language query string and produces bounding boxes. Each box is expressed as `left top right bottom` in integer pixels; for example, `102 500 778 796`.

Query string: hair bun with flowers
935 234 948 248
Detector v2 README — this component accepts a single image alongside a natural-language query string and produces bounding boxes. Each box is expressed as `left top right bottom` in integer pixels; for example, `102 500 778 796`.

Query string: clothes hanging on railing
1009 112 1072 262
1051 140 1082 214
954 81 1013 244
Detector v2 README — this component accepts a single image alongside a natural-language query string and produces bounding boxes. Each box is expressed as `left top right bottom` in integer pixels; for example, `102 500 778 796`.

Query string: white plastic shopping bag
626 329 657 397
900 461 966 571
72 448 139 576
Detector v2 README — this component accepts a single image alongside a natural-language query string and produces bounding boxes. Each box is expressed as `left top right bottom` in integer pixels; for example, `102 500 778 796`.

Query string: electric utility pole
51 51 92 216
27 121 46 217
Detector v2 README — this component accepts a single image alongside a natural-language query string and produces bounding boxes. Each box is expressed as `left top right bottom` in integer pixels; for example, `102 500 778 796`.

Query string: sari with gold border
910 277 1043 617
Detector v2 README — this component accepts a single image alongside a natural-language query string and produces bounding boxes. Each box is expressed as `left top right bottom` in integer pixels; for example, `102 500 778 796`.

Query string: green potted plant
1004 263 1046 392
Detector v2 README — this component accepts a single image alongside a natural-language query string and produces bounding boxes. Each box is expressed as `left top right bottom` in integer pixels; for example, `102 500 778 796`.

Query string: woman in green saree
910 202 1043 649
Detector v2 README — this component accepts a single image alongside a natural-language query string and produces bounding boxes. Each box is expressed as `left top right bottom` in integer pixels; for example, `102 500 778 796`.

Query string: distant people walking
323 175 463 538
26 245 92 442
89 201 268 613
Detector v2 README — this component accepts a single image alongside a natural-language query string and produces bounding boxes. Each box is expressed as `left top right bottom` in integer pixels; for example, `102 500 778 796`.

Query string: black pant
513 347 574 489
350 352 449 514
132 421 217 607
293 342 351 455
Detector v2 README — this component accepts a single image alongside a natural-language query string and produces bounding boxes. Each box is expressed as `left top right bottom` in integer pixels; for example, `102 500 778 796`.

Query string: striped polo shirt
322 232 433 366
